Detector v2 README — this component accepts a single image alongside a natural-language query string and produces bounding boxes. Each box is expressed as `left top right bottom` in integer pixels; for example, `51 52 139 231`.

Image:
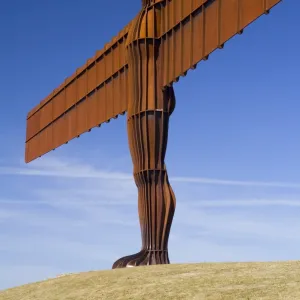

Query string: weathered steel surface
25 22 132 163
160 0 282 87
25 0 281 163
25 68 129 162
113 3 176 268
24 0 282 268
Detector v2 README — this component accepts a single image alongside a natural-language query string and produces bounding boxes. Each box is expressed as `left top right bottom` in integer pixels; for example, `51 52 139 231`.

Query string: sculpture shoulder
126 10 146 46
126 2 162 46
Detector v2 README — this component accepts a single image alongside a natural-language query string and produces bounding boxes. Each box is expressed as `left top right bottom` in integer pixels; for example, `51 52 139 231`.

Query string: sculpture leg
112 90 176 269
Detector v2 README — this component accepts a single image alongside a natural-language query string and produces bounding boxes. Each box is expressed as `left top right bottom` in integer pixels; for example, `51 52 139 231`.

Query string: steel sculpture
25 0 282 268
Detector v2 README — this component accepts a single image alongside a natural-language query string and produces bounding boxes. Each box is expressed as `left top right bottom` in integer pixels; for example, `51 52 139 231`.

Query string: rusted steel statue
24 0 282 268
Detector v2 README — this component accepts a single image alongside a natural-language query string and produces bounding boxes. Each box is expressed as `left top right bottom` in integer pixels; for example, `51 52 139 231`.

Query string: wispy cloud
1 198 299 208
0 156 299 290
1 156 300 189
171 177 300 189
190 199 300 207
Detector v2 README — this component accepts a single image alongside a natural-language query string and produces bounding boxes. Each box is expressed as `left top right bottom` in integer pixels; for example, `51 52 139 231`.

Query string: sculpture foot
112 249 170 269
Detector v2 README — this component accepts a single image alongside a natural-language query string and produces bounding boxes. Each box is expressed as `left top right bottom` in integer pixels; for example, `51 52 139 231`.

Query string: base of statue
112 249 170 269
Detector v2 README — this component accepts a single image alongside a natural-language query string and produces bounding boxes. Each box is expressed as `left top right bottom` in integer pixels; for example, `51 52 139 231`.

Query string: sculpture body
24 0 283 269
113 1 176 268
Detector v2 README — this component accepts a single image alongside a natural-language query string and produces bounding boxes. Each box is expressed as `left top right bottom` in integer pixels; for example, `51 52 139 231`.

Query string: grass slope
1 261 299 300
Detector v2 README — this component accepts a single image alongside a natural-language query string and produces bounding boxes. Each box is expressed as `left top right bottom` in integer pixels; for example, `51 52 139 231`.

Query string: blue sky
1 0 299 290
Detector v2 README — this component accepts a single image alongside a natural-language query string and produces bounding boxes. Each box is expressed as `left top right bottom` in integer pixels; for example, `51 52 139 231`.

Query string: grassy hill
0 261 299 300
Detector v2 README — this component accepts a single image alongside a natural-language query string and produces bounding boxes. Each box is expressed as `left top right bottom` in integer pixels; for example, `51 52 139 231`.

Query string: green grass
1 261 299 299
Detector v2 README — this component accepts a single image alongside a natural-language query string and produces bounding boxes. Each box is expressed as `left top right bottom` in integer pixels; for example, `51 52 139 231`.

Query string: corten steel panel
76 99 89 136
25 112 37 141
39 128 47 158
160 0 282 87
96 56 107 86
112 43 120 75
28 134 35 162
105 79 114 121
105 49 113 79
66 108 78 141
39 101 52 130
52 117 61 149
43 125 53 156
65 80 77 110
26 111 39 141
32 111 41 138
120 67 129 113
87 63 97 94
51 121 59 151
77 71 88 102
59 115 68 146
30 132 39 161
52 90 66 120
56 116 66 148
86 91 99 130
36 129 43 158
112 74 120 118
97 85 107 125
118 38 127 67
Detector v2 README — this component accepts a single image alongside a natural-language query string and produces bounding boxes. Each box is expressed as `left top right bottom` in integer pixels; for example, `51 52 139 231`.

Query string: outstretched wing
159 0 282 87
25 21 132 163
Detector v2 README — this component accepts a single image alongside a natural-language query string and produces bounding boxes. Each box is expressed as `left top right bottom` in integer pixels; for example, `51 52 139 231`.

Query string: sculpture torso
126 2 175 118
